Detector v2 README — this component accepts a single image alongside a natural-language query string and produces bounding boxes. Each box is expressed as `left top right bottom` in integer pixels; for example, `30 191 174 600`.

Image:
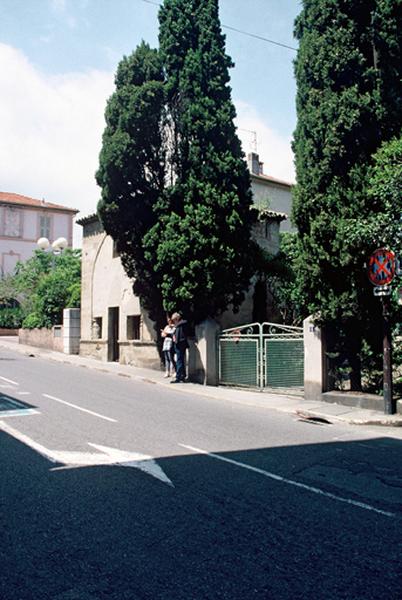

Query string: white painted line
0 376 19 386
0 420 58 462
17 391 31 396
42 394 117 423
179 444 395 519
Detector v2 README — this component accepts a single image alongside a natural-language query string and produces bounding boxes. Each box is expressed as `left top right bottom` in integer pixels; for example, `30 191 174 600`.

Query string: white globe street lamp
37 237 50 250
37 236 69 259
52 237 68 254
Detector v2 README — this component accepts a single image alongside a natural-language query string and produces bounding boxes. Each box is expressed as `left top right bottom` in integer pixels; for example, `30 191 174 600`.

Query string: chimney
247 152 262 176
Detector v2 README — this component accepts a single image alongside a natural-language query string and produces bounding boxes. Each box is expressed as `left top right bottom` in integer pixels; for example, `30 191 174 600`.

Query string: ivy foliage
264 233 308 326
96 0 254 327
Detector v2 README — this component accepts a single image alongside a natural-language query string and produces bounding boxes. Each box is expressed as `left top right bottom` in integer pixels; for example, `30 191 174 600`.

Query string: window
2 207 22 237
127 315 141 340
39 215 51 239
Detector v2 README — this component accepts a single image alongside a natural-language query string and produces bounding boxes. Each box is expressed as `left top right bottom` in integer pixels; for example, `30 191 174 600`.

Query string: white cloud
0 43 114 245
0 44 295 247
235 100 295 183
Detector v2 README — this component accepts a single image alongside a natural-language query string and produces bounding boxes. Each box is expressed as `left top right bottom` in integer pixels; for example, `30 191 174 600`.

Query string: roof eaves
76 213 99 226
250 173 294 189
250 206 288 222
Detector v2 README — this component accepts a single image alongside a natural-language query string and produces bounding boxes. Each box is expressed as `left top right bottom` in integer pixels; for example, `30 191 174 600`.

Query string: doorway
108 307 120 362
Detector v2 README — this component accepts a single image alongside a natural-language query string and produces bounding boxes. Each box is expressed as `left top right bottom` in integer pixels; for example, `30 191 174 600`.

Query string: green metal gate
218 322 304 390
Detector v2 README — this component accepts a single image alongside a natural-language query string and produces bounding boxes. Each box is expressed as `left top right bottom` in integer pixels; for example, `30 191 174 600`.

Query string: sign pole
368 248 396 415
381 294 395 414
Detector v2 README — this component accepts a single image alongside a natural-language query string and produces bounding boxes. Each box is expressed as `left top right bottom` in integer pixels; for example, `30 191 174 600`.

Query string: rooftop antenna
238 129 258 153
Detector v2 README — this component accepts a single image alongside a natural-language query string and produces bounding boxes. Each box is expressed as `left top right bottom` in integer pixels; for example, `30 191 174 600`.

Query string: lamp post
37 237 68 255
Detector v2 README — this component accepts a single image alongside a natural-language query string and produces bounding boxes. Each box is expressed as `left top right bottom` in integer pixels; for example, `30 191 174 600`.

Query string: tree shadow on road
0 430 401 600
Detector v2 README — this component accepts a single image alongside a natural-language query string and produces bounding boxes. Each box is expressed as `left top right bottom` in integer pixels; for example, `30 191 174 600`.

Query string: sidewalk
1 336 401 429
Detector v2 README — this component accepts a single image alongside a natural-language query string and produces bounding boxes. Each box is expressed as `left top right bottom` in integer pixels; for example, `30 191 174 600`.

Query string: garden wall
19 326 64 353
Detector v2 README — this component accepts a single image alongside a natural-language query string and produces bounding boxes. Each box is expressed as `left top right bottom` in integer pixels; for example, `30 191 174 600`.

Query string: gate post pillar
303 316 324 401
189 318 220 386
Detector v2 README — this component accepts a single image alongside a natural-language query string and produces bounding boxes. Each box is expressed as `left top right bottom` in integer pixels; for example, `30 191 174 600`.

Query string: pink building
0 192 78 276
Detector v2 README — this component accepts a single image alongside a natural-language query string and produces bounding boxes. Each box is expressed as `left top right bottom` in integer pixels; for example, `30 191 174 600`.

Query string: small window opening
127 315 141 340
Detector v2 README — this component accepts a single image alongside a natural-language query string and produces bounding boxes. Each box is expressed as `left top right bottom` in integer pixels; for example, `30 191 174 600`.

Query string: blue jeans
163 349 176 374
175 344 187 381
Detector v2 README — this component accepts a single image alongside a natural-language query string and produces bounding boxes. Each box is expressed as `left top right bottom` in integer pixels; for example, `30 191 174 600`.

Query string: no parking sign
367 248 396 286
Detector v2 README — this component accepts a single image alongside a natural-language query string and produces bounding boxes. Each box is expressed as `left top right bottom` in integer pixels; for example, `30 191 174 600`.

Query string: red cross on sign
368 248 395 286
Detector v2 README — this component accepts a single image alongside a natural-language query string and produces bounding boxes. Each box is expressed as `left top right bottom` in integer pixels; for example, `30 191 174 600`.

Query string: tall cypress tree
96 42 166 323
143 0 254 324
97 1 254 328
292 0 402 388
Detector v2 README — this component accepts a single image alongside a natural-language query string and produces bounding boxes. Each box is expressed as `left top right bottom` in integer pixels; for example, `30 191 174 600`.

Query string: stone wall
79 340 108 361
119 341 161 370
0 328 18 336
19 326 64 352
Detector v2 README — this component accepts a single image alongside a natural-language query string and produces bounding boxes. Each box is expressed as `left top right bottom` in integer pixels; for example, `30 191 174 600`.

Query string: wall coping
119 340 156 347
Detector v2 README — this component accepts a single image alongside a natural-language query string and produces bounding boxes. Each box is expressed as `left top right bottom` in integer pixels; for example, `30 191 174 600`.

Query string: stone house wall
79 217 160 368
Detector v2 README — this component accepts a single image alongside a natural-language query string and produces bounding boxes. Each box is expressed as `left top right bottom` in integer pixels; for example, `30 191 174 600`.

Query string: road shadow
0 431 401 600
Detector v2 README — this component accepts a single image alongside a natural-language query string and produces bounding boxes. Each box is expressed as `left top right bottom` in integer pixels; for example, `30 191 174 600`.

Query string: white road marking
42 393 117 423
0 376 19 386
0 409 40 418
17 391 31 396
0 384 14 389
0 394 38 417
0 420 173 486
179 444 395 519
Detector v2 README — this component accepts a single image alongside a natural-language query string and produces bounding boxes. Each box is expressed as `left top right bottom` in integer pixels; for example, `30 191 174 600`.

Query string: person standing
170 312 189 383
161 318 176 378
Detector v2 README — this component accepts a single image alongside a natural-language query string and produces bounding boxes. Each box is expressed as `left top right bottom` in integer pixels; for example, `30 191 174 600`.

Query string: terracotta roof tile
0 191 78 213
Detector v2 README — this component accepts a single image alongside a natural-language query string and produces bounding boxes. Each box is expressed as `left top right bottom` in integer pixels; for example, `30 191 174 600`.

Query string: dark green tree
146 0 254 323
292 0 402 388
96 1 254 328
96 42 166 323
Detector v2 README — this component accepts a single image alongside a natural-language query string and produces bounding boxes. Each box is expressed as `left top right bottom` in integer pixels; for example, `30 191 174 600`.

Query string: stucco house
247 152 295 232
0 192 78 276
77 155 293 368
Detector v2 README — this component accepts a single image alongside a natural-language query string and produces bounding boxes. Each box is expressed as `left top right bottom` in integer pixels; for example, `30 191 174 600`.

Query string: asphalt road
0 348 401 599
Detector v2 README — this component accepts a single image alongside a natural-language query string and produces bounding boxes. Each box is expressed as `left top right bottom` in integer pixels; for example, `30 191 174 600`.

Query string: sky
0 0 300 245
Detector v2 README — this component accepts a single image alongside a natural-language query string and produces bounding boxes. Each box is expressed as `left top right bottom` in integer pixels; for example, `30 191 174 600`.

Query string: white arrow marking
0 420 173 486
